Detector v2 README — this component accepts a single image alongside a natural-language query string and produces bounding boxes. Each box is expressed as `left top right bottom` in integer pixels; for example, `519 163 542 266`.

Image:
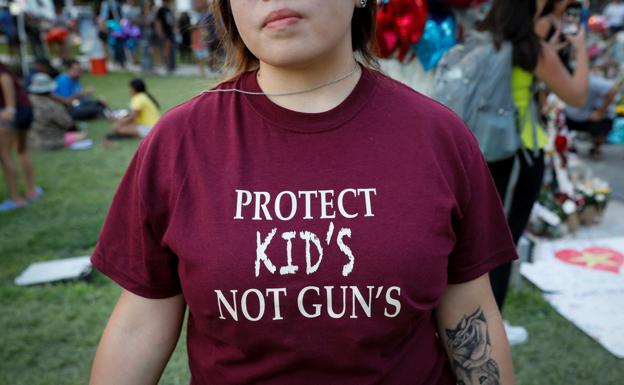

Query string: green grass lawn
0 73 622 385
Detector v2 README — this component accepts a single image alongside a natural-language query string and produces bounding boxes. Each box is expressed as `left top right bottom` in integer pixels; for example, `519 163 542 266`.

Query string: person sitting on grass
28 73 90 151
54 59 108 121
106 78 160 140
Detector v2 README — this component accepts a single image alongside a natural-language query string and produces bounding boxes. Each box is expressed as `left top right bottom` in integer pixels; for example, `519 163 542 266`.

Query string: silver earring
360 0 367 7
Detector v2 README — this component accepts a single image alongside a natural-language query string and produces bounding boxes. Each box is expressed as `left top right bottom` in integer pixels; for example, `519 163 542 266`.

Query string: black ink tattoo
445 307 501 385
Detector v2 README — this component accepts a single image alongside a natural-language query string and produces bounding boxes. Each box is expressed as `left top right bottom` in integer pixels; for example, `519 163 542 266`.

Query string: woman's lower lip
264 16 301 29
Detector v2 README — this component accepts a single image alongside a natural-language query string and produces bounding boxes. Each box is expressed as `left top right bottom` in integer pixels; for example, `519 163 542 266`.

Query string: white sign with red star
521 237 624 358
521 237 624 293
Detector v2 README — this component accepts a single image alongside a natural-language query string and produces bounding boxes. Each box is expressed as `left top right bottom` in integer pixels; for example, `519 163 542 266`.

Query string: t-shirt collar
240 63 377 134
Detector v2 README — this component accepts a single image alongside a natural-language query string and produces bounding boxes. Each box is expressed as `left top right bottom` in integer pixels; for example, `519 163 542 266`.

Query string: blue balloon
413 15 456 71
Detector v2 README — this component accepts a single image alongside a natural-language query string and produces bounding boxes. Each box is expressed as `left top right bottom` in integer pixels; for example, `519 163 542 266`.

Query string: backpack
433 31 521 163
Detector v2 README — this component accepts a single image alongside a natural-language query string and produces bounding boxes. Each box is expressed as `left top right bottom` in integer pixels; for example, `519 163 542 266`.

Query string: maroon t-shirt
92 67 517 385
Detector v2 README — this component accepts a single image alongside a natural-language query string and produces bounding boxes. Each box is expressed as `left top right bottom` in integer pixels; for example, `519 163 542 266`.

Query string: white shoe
504 321 528 346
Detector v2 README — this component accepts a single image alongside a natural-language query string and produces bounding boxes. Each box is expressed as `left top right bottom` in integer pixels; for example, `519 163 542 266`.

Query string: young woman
0 63 41 212
479 0 588 344
90 1 517 384
107 78 160 139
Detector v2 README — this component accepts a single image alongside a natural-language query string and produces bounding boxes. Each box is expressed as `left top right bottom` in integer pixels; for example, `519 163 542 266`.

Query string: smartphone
562 2 582 35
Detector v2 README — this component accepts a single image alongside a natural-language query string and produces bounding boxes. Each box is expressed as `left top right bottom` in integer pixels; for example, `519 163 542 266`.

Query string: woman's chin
257 51 321 69
256 44 346 70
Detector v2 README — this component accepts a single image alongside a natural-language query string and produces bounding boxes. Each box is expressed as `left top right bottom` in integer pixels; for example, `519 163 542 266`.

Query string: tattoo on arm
445 307 501 385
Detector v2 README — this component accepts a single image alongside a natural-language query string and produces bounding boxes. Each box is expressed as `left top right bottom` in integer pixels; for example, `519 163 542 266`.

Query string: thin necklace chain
201 63 361 97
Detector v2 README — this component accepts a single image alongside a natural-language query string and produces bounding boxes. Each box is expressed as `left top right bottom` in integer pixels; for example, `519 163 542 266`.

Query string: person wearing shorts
0 63 42 212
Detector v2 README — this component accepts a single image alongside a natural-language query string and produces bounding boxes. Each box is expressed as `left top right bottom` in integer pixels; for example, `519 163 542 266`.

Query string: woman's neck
256 47 361 114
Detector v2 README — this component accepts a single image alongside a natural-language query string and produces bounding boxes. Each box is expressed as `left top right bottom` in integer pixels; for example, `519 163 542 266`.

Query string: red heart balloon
375 0 428 62
376 8 399 58
555 247 624 274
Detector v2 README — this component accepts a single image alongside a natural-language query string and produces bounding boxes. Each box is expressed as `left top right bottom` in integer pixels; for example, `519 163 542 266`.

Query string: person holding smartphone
536 0 581 72
89 1 521 384
479 0 588 346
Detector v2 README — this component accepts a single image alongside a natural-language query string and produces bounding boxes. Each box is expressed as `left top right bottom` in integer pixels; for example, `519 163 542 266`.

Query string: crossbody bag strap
517 79 539 167
505 78 537 217
528 79 540 159
503 154 522 216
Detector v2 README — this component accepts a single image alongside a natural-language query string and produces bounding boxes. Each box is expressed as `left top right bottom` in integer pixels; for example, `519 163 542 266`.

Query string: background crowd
0 0 222 76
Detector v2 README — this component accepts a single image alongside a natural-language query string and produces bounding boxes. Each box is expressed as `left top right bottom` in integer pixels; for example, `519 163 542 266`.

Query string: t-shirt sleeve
91 136 182 298
447 147 518 284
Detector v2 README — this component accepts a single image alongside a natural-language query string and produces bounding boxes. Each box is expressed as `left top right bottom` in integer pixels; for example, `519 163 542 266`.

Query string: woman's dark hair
130 78 160 110
541 0 567 17
541 0 556 16
212 1 378 77
478 0 543 72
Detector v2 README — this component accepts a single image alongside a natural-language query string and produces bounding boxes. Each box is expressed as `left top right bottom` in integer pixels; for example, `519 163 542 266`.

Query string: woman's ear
355 0 368 9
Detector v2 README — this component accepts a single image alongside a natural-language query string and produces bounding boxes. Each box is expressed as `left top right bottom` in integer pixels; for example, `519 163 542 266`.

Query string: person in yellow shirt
107 78 160 139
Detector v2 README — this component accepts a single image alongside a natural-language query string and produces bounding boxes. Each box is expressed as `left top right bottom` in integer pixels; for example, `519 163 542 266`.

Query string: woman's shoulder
157 72 252 119
146 78 242 144
132 92 151 103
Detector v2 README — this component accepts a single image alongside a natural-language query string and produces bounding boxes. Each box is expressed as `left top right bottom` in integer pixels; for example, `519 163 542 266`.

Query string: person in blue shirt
54 60 89 101
53 60 107 121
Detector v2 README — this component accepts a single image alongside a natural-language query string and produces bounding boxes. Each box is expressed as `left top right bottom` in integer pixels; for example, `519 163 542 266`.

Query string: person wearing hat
28 73 88 151
25 58 59 90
